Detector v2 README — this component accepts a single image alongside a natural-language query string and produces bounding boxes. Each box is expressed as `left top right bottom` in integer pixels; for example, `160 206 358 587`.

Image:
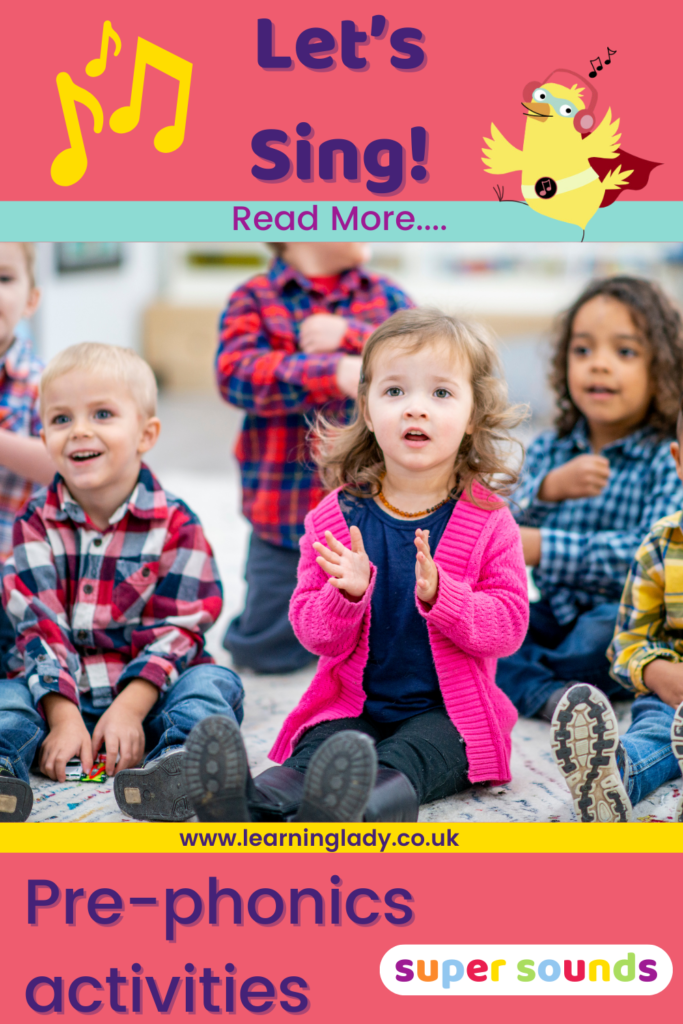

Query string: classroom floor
25 395 683 824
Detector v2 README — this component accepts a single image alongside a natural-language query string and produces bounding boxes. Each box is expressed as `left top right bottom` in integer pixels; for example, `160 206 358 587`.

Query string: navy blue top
339 491 455 722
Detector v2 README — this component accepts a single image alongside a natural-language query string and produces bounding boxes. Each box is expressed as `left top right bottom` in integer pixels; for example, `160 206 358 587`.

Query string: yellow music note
109 38 192 153
85 20 122 77
50 72 104 187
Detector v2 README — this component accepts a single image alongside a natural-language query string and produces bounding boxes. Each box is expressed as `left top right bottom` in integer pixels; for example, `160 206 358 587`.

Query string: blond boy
0 343 243 822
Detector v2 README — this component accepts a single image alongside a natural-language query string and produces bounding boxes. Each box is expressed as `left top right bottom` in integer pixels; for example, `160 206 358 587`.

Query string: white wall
32 243 161 361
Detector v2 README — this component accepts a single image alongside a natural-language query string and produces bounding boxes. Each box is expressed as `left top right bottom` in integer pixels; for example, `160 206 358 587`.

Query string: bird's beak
522 101 552 120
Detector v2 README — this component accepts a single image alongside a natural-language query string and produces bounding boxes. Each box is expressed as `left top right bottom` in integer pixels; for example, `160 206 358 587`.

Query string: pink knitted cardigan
269 483 529 785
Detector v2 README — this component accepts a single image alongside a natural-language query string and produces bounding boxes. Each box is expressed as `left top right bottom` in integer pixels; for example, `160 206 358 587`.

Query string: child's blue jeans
496 598 629 717
620 695 681 806
0 663 244 785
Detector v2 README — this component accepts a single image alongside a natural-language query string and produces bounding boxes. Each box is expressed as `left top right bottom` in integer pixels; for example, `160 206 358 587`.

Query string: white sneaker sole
550 684 632 822
670 704 683 823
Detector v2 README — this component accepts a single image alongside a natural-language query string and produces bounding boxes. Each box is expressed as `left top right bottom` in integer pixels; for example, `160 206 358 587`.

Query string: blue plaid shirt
513 419 683 624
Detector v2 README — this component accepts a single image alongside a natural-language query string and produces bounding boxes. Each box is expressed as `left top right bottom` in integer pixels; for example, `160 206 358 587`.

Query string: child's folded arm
608 531 679 695
289 531 376 657
538 451 683 595
416 513 529 658
116 506 223 693
340 285 415 353
2 510 81 708
216 288 345 416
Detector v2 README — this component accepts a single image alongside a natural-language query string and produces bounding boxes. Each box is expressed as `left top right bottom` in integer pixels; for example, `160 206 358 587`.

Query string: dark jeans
223 532 313 674
496 598 629 718
284 706 470 805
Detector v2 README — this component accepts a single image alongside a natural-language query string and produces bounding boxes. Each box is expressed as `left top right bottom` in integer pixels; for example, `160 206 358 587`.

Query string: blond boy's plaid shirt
609 510 683 694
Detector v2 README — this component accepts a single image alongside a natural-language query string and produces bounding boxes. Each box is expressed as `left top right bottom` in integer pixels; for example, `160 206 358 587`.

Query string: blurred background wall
25 241 683 436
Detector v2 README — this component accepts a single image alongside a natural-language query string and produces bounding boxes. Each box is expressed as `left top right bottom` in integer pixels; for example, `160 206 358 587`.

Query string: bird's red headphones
523 69 598 132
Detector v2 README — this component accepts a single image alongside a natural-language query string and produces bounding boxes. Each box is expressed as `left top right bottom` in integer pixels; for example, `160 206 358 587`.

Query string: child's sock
0 766 34 822
549 684 632 822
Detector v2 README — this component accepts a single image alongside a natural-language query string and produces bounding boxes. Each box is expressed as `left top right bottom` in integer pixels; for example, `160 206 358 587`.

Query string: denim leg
497 600 625 718
0 680 48 784
619 695 681 806
142 664 244 763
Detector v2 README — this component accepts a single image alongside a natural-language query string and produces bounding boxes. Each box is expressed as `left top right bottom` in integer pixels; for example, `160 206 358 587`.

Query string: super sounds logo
380 945 673 996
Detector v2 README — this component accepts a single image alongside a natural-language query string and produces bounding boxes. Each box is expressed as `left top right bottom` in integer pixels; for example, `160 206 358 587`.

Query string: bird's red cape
582 139 662 207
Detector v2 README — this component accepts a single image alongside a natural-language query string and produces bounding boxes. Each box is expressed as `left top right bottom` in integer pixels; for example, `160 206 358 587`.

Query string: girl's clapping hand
313 526 371 599
415 528 439 605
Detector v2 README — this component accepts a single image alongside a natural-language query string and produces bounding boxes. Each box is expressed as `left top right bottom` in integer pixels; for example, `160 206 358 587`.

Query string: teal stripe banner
1 201 682 242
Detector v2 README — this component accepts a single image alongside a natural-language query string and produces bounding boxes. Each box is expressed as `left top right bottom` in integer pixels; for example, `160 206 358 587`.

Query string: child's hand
642 659 683 709
299 313 348 354
336 355 362 398
415 529 439 605
312 527 370 599
39 693 92 782
92 679 159 776
538 454 610 502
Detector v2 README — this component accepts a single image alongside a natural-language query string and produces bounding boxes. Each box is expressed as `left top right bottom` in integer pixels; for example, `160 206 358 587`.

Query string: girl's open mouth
403 429 430 446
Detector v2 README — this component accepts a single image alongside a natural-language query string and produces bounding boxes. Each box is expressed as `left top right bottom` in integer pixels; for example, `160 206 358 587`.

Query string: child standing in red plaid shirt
216 242 414 673
0 343 243 822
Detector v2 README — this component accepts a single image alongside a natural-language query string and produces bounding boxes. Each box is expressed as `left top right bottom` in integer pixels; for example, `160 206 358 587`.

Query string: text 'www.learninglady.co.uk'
178 826 461 853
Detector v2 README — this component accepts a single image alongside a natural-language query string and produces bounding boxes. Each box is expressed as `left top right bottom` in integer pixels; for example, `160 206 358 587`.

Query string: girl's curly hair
550 276 683 438
311 308 527 504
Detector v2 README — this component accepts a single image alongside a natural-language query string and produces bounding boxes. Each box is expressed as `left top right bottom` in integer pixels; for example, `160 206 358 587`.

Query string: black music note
589 57 603 78
539 179 553 197
605 47 616 65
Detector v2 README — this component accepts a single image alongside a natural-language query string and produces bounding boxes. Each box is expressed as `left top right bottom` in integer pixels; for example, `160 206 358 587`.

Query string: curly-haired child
497 276 683 721
181 308 530 823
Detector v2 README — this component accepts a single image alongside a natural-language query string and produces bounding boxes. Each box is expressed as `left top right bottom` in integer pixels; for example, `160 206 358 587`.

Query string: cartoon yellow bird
482 68 660 237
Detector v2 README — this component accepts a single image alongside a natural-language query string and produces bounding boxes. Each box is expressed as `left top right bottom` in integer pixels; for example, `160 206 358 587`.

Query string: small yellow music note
85 20 122 77
109 38 192 153
50 72 104 187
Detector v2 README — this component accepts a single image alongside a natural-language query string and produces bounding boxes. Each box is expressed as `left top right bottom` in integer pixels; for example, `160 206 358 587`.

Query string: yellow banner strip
1 822 682 854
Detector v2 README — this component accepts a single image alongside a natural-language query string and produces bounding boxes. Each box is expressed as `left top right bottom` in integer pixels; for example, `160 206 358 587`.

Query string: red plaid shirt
2 466 222 710
215 259 413 548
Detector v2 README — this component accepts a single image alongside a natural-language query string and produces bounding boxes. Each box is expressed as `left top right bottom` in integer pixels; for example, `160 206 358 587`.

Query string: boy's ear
138 416 161 454
39 427 46 447
23 288 41 320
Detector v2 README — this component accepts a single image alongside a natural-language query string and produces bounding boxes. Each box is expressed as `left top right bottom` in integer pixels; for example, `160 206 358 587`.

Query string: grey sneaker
294 731 377 823
550 684 632 822
670 703 683 822
114 750 192 821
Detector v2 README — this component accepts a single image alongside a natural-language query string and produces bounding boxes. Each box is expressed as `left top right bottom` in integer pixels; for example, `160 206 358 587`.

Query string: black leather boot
249 766 306 821
363 768 419 822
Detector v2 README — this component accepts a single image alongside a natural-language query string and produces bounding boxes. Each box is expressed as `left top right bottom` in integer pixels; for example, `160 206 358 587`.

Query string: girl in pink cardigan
184 309 529 823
